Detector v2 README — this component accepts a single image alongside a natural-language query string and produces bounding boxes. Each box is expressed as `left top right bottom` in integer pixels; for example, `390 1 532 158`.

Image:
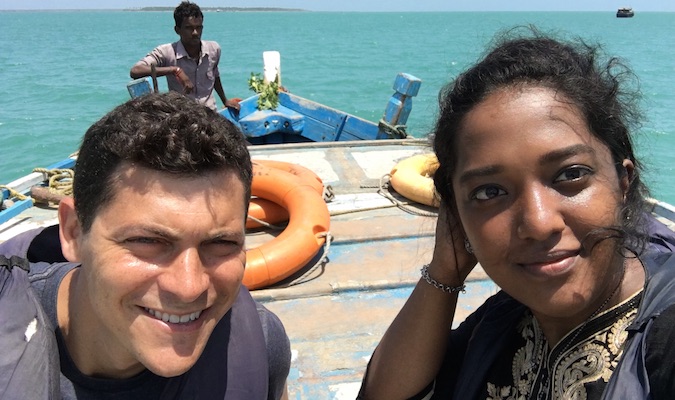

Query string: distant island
127 7 306 12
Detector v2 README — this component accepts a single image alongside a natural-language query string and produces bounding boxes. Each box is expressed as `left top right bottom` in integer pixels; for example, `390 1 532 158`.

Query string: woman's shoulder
630 251 675 329
645 303 675 399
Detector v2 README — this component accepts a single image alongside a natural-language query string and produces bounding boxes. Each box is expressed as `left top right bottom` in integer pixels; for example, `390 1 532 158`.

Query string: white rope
377 174 438 217
285 232 333 287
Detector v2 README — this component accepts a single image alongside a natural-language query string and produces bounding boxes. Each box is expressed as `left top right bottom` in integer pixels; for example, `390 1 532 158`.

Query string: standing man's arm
211 43 239 111
130 64 194 95
130 63 173 79
214 76 240 110
129 46 194 95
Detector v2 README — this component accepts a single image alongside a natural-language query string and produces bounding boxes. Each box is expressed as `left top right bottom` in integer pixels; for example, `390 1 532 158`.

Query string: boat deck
4 138 675 398
13 138 648 398
245 140 498 398
0 139 499 399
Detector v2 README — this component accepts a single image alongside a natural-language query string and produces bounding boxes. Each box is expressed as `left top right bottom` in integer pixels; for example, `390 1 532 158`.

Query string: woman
359 31 675 399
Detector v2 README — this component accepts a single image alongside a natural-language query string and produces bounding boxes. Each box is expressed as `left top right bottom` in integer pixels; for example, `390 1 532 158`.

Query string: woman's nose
516 185 566 241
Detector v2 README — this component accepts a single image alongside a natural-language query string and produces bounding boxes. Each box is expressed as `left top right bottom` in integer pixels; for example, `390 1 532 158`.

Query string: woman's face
452 85 631 323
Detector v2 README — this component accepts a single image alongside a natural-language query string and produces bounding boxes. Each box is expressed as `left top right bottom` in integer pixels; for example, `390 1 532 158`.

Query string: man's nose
159 247 209 303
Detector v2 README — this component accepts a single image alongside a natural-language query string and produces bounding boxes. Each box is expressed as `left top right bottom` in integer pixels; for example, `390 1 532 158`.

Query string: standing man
130 1 240 111
0 92 289 399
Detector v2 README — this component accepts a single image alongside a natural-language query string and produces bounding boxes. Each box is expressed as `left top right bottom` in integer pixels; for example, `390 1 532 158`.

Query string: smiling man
0 92 290 399
130 1 240 111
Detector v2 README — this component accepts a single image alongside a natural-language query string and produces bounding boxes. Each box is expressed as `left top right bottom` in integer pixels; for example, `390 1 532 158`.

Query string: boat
0 135 495 398
3 57 675 398
4 137 675 398
617 7 634 17
0 51 440 397
127 51 422 145
3 50 421 227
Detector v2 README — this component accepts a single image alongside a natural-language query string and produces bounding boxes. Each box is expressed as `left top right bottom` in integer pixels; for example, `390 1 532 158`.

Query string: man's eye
126 237 160 245
203 240 242 258
471 185 506 201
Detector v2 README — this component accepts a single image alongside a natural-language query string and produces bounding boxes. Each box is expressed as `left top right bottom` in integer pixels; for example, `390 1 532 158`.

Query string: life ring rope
378 173 438 217
282 231 333 287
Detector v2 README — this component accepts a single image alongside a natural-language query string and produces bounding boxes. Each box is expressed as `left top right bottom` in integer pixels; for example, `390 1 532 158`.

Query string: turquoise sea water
1 11 674 201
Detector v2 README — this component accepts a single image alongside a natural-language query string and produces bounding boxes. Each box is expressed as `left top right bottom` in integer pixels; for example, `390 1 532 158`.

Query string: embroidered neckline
485 290 642 400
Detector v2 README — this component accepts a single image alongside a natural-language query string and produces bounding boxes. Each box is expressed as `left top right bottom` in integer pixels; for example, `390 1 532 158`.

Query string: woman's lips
519 253 577 278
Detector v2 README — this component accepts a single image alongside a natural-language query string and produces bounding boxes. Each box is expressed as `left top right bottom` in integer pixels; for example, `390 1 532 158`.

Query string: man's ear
174 25 180 35
58 197 82 262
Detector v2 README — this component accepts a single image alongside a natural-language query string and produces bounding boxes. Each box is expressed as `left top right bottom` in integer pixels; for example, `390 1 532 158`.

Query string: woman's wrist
420 264 465 294
428 257 465 283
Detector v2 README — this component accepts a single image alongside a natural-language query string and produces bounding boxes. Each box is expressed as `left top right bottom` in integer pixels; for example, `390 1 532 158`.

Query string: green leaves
248 73 280 110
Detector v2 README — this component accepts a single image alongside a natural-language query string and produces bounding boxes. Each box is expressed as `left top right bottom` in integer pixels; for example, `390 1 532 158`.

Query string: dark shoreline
128 7 306 12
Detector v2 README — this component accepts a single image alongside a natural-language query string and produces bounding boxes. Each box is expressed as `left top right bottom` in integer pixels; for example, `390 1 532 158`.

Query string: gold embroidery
486 305 638 400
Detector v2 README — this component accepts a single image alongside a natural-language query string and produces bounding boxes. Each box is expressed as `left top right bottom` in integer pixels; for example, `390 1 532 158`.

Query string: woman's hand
428 205 478 286
360 204 476 399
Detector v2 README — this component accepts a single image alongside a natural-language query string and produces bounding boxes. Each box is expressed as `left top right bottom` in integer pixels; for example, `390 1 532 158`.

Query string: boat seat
126 78 152 99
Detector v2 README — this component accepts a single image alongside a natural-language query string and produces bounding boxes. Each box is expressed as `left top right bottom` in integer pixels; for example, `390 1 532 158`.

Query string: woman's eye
554 166 592 183
472 185 506 201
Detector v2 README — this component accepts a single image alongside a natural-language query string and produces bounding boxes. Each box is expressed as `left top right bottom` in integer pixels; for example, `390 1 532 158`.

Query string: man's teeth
144 308 202 323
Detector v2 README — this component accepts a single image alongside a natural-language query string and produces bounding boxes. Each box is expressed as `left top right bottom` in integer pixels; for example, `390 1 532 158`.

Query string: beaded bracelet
420 264 466 294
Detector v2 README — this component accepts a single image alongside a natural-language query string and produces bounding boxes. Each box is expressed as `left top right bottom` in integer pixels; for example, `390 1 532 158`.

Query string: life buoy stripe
389 153 440 207
246 159 324 229
252 159 324 195
244 163 330 289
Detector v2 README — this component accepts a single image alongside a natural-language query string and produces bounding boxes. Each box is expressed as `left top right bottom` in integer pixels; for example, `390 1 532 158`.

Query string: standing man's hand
174 67 194 95
225 98 241 111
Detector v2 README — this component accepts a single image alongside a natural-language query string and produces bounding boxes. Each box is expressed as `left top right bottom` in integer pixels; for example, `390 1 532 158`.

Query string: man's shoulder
255 302 287 338
155 42 178 55
0 257 60 399
255 300 291 400
29 261 77 285
201 40 221 55
230 286 288 341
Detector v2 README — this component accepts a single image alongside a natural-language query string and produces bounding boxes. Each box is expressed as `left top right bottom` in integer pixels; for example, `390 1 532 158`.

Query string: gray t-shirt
29 261 291 400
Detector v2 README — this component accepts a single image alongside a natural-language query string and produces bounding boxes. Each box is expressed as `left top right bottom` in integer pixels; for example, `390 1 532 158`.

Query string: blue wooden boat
2 68 421 227
127 59 422 145
220 72 421 145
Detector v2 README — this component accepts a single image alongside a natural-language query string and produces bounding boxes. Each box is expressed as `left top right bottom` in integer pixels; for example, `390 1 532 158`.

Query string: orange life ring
246 159 324 229
252 159 324 194
244 163 330 290
247 198 289 229
389 153 440 207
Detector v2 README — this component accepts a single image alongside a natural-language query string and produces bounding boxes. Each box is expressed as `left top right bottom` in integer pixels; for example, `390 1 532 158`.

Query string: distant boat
617 7 634 17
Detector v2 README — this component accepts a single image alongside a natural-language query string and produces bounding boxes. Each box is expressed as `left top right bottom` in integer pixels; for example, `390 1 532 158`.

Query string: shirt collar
175 40 212 60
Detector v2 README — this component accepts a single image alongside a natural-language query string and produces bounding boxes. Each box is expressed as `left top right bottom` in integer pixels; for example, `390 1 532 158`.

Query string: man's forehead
180 17 203 28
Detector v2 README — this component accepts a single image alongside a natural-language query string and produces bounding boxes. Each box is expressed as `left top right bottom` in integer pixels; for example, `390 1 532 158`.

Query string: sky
1 0 674 12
